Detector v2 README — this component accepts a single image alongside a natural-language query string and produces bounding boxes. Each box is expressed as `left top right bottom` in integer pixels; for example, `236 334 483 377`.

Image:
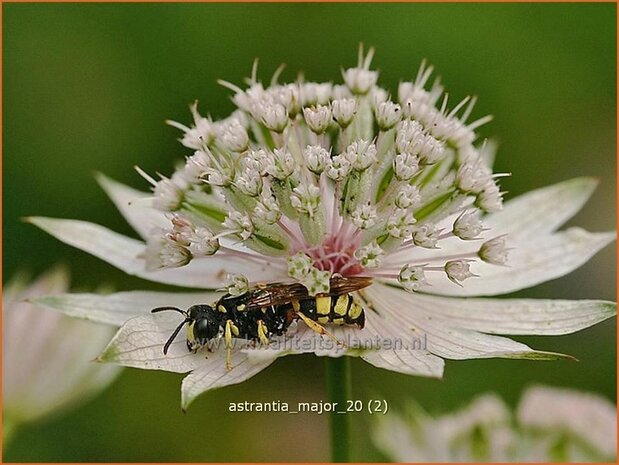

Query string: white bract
27 47 615 409
373 385 617 462
2 268 121 438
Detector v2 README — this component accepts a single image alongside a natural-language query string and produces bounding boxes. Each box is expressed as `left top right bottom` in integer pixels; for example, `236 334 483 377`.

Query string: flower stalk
325 357 352 463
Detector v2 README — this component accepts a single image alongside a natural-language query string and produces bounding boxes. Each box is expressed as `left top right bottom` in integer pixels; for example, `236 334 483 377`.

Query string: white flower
166 101 215 150
304 145 330 174
27 49 615 409
345 139 377 171
303 105 332 134
332 98 356 128
374 101 402 130
444 260 476 285
3 268 120 432
343 45 378 95
373 386 617 462
453 210 484 239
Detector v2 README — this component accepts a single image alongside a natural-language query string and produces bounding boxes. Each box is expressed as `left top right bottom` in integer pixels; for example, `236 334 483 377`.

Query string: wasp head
151 304 220 355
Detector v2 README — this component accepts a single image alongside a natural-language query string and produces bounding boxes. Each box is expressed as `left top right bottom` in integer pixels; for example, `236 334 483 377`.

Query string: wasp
152 276 372 370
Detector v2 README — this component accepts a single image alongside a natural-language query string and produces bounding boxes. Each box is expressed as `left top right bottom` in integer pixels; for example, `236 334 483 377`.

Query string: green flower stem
325 356 352 462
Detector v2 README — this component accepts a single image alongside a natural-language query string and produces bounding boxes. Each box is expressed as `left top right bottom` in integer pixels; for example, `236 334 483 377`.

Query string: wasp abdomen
289 293 365 329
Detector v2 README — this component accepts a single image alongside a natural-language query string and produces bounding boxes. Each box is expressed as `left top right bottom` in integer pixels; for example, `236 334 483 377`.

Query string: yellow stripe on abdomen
316 296 331 315
333 295 349 316
348 302 363 320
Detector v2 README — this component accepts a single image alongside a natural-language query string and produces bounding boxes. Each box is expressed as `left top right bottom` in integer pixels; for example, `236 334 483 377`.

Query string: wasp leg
295 312 347 348
257 320 270 346
224 320 240 371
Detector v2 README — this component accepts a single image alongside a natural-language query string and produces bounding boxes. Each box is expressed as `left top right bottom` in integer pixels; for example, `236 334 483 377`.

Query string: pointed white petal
486 177 600 239
359 310 445 377
98 313 210 373
361 347 444 378
365 283 573 360
181 352 276 411
28 217 288 289
96 173 168 240
397 292 616 336
30 291 219 326
422 228 615 297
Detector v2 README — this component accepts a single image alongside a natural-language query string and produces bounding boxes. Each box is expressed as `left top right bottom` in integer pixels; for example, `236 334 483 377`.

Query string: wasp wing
246 276 372 308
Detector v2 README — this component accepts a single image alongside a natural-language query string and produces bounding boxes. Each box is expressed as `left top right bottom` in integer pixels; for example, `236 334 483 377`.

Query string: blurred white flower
2 267 121 438
373 386 617 462
27 46 615 409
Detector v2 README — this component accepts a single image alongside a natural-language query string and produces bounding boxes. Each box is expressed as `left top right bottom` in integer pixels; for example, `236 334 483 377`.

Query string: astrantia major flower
29 47 615 409
2 268 121 439
372 385 617 462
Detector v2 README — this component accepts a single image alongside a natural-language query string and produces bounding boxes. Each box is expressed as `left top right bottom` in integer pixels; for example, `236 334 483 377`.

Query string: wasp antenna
151 306 187 316
163 318 191 355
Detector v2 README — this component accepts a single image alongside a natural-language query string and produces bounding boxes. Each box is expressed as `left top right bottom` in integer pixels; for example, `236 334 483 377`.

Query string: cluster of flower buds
139 46 508 295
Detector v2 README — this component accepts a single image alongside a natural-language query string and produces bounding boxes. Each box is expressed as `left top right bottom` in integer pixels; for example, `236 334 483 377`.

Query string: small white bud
304 145 330 175
187 227 220 256
300 82 332 106
182 150 211 183
394 184 422 209
303 105 332 134
223 273 250 296
478 236 509 265
287 252 315 279
266 148 296 180
371 87 389 108
453 210 484 240
387 209 417 239
144 229 192 271
343 67 378 95
476 182 504 213
223 211 254 240
354 242 384 269
345 139 377 171
153 178 184 211
291 184 321 217
202 167 233 187
456 160 492 193
260 103 288 133
351 203 377 229
445 260 477 285
395 119 425 154
168 102 215 150
418 135 445 164
218 118 249 152
331 98 357 128
325 153 352 182
254 192 281 224
245 148 272 176
398 264 428 293
393 152 420 181
375 101 402 130
412 223 440 248
236 168 263 197
331 84 352 100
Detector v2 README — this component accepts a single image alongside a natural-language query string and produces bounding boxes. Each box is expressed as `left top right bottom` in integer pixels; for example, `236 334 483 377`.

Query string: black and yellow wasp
152 276 372 370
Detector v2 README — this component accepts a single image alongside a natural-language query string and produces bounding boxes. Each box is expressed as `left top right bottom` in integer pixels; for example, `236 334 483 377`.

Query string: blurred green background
3 2 616 462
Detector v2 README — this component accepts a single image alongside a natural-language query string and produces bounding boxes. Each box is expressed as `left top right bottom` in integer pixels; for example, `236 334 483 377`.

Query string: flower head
3 268 121 429
28 47 615 409
373 386 617 462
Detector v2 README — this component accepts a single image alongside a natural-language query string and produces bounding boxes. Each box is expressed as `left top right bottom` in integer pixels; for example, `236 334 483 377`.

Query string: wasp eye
193 317 219 343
